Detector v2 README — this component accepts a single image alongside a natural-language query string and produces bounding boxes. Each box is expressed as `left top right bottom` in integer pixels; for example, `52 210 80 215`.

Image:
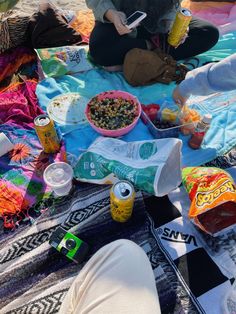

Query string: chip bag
36 45 93 78
182 167 236 236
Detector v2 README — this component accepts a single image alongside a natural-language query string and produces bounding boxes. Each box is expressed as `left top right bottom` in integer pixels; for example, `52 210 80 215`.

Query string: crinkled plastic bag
182 167 236 236
36 45 93 77
74 137 182 196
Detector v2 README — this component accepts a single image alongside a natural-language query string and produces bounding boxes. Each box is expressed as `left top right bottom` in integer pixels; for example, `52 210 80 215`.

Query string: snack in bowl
85 91 141 137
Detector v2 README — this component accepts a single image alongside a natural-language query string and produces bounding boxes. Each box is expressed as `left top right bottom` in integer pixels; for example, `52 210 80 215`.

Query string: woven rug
1 183 203 314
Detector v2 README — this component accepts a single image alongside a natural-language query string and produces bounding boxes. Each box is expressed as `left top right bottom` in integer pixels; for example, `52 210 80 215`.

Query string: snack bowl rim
85 90 141 137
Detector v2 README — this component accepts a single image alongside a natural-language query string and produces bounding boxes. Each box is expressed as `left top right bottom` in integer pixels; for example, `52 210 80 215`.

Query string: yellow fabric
182 0 236 10
70 9 95 42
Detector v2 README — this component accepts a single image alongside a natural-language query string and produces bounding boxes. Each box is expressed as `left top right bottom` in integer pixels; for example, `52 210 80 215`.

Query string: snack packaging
74 137 182 197
182 167 236 236
36 45 93 78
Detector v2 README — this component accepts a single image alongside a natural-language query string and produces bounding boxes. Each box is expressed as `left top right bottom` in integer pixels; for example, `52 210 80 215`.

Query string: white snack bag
74 137 182 196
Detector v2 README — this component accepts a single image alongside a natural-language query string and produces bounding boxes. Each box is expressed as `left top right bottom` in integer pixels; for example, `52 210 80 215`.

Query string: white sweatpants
59 239 161 314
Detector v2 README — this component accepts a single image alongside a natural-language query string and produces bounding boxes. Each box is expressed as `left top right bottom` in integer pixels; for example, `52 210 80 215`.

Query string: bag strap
174 63 189 84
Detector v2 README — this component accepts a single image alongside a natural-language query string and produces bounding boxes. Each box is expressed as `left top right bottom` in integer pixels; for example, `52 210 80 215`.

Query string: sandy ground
16 0 87 14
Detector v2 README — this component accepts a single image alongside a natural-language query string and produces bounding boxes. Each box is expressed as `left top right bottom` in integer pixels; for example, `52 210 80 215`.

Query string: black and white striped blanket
0 183 195 314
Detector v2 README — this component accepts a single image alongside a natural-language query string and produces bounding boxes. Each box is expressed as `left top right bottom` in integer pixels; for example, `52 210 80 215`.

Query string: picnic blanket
0 185 190 314
159 166 236 313
0 47 36 88
1 172 235 313
1 4 236 314
36 30 236 167
182 0 236 34
0 123 66 229
0 80 43 128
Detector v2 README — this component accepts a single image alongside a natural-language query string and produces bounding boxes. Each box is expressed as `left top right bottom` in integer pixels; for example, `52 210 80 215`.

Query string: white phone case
126 11 147 29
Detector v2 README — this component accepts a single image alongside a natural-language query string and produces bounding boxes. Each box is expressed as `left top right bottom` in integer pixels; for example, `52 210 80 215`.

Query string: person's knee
106 239 145 259
206 24 219 47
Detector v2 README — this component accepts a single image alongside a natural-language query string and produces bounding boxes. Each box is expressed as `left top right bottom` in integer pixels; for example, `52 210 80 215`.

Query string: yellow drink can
34 114 60 153
168 8 192 47
110 181 135 223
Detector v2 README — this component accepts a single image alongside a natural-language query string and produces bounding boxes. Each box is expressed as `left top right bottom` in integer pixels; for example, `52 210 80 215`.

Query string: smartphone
126 11 147 29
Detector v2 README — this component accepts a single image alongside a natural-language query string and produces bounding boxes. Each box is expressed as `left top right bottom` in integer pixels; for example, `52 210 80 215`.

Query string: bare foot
103 65 123 72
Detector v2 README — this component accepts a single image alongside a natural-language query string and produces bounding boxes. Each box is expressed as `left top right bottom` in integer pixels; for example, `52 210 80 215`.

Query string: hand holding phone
106 9 132 35
126 11 147 29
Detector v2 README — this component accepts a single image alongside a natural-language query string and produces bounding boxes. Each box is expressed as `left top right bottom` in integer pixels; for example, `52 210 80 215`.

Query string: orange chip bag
182 167 236 236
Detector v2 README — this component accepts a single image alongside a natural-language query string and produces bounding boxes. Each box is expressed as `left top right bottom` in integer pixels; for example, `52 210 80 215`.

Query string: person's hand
176 27 189 47
172 86 188 107
106 9 131 35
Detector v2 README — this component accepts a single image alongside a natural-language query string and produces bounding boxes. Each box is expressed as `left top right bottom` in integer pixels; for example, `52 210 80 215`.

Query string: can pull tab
120 187 130 197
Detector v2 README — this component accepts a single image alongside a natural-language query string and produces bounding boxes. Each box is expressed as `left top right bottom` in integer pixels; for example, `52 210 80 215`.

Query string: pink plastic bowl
85 90 141 137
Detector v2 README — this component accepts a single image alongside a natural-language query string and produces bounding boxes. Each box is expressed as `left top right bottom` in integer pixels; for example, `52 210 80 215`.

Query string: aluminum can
167 8 192 47
110 181 135 223
34 114 60 153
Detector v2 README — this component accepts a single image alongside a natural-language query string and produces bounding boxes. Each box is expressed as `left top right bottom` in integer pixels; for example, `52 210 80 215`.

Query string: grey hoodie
179 53 236 97
85 0 179 33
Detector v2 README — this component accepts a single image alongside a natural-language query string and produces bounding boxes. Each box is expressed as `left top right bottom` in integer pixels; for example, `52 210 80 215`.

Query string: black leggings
89 17 219 66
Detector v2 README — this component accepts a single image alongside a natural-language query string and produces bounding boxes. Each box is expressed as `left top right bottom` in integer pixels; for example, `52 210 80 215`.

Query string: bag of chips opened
182 167 236 236
74 137 182 197
36 45 93 78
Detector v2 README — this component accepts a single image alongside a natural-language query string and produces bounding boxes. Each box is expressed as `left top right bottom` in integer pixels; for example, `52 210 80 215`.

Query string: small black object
49 226 89 263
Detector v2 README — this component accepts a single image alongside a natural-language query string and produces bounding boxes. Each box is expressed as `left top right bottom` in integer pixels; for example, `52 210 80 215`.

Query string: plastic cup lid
43 162 73 187
47 93 89 125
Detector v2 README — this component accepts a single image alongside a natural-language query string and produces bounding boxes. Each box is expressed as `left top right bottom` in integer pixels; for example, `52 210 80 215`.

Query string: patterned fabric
205 147 236 168
155 168 236 314
0 10 30 53
0 46 36 84
0 185 199 313
0 124 66 229
0 80 43 128
70 9 95 43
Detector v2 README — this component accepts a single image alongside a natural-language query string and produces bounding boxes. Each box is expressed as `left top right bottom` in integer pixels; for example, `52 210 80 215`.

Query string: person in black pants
89 18 219 67
86 0 219 68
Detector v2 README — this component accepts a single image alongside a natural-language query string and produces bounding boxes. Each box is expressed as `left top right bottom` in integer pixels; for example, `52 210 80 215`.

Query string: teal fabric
36 31 236 167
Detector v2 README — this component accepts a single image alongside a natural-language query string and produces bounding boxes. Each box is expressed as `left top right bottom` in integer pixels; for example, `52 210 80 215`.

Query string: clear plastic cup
43 162 74 196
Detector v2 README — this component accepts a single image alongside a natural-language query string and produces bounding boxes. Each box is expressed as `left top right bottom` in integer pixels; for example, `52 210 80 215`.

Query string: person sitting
172 53 236 106
85 0 219 70
59 239 161 314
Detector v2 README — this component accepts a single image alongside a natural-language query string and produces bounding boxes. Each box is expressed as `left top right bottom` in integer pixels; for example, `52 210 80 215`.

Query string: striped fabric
0 10 30 53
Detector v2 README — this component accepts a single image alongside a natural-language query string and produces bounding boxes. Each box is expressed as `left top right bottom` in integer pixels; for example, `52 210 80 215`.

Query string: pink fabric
0 47 36 83
182 1 236 34
0 80 44 129
193 4 236 25
197 4 236 34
